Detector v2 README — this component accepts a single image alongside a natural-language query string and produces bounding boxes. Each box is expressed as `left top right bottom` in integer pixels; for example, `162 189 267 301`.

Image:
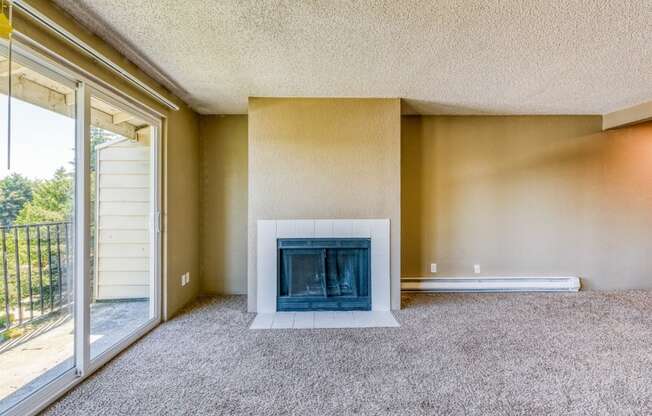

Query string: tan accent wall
248 98 401 311
199 115 248 294
16 0 201 318
164 107 200 317
402 115 652 289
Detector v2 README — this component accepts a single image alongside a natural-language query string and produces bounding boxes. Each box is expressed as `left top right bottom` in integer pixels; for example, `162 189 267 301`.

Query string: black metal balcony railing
0 221 72 333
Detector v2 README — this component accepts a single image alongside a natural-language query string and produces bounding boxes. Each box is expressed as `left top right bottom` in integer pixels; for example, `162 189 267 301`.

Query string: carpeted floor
43 292 652 415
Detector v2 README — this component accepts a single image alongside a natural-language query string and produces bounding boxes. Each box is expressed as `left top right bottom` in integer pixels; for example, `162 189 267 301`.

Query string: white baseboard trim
401 276 581 292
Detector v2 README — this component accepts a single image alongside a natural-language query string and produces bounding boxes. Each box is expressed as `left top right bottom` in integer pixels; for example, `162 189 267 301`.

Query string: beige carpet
44 292 652 415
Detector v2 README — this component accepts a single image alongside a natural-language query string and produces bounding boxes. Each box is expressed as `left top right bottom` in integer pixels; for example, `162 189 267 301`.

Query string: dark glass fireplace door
278 239 370 311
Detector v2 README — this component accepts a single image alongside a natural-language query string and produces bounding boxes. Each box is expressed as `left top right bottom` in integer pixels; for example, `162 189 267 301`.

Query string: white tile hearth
292 312 315 329
250 311 400 330
270 312 295 329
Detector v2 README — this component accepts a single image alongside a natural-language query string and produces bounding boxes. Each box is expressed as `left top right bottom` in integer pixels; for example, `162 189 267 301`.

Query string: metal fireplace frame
276 238 371 311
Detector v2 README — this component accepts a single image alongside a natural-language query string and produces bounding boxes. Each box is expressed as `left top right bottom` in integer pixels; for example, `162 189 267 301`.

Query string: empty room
0 1 650 415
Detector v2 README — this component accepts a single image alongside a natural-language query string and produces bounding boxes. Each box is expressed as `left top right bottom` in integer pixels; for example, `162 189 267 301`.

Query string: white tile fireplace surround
253 219 395 329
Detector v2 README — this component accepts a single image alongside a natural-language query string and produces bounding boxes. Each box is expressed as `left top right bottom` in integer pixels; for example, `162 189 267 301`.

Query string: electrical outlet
474 264 481 274
181 272 191 286
430 263 437 273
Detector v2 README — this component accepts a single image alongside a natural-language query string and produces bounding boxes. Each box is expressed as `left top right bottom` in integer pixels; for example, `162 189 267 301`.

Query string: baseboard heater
401 276 581 292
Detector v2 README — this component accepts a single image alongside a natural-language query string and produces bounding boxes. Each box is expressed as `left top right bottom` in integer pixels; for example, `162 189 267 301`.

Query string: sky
0 94 76 180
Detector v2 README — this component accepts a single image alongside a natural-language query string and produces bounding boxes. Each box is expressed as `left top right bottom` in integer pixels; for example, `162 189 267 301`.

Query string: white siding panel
96 139 152 300
99 202 149 216
100 174 149 188
100 188 149 202
99 258 149 272
99 215 149 229
96 272 149 285
99 229 149 243
99 243 148 258
100 161 149 174
98 147 148 161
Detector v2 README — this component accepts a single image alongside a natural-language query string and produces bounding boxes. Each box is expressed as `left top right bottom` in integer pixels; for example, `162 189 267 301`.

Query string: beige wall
164 107 200 318
198 114 652 296
18 1 201 318
402 115 652 289
199 115 248 294
248 98 401 311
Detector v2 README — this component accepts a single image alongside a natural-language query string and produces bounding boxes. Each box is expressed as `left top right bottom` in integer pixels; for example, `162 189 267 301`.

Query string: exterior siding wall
95 139 151 300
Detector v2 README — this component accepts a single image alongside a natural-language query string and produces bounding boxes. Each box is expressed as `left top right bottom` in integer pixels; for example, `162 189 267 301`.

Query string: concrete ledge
603 101 652 130
401 276 581 292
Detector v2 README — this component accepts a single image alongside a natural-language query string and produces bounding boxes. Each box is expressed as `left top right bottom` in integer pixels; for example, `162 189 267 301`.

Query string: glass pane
278 240 370 311
280 250 324 297
89 96 154 360
326 249 360 297
0 50 76 412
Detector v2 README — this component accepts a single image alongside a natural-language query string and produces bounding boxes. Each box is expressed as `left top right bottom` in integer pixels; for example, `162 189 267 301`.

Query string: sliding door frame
0 40 83 416
3 37 163 416
75 82 91 377
86 86 162 369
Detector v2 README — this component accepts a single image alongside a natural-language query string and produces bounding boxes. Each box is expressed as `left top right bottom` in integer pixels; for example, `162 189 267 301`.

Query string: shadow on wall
401 116 652 290
400 99 495 115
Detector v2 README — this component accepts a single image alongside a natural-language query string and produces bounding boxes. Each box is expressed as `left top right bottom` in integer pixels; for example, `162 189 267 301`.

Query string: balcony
0 221 148 412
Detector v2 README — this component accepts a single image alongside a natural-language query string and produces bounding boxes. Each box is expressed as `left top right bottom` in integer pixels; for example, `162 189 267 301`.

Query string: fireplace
256 219 390 313
277 238 371 311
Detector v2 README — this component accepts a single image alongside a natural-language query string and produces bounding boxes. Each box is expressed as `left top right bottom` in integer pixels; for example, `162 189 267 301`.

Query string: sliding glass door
0 46 77 414
0 42 161 416
88 90 159 361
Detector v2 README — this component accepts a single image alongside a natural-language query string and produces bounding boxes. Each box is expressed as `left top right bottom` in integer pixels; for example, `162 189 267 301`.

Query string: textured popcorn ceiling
53 0 651 115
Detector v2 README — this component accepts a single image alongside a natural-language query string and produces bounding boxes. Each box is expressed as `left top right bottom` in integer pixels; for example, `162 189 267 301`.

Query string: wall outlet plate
474 264 481 274
430 263 437 273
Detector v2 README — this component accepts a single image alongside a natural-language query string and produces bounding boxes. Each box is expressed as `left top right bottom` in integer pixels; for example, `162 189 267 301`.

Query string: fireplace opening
277 238 371 311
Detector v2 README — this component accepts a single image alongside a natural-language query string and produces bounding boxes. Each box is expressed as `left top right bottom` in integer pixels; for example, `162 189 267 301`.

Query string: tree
0 173 33 226
91 126 112 171
15 168 73 224
6 128 113 227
